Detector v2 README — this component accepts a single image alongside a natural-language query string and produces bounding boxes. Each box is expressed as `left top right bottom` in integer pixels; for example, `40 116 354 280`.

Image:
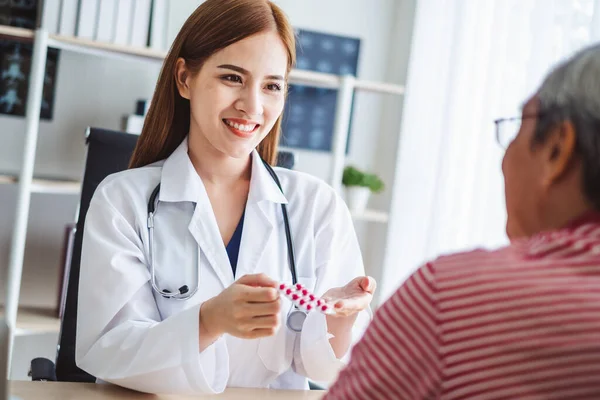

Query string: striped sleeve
324 263 442 400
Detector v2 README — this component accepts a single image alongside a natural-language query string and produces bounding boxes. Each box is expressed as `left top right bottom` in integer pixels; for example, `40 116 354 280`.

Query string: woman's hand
322 276 377 358
323 276 377 317
199 274 281 348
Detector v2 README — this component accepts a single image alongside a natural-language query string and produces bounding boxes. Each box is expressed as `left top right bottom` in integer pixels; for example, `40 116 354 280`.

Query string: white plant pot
345 186 371 214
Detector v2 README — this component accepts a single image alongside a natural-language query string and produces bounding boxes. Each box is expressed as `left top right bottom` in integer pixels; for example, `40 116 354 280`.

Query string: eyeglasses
493 114 540 149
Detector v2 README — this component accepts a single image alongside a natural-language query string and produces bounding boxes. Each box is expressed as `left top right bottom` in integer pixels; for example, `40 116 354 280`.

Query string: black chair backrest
56 128 139 382
55 127 294 382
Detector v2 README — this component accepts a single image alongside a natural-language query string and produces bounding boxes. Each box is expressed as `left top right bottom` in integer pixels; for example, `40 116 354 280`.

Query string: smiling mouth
223 119 259 132
223 119 260 137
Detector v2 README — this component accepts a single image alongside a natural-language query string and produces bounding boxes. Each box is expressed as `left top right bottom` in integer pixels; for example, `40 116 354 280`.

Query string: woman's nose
236 86 264 117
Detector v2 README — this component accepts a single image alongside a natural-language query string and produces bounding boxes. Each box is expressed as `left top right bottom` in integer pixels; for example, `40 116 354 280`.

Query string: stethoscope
147 159 309 332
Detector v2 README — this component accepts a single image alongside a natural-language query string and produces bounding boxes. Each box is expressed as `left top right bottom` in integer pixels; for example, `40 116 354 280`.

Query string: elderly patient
325 44 600 399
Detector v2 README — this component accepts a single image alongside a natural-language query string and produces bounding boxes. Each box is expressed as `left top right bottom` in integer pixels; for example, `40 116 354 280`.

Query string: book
113 0 133 45
130 0 151 47
75 0 99 39
95 0 117 43
149 0 168 50
58 0 78 36
40 0 61 34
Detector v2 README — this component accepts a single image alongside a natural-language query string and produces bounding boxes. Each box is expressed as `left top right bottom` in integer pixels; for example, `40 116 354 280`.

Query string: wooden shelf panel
351 209 389 223
30 178 81 195
0 26 405 94
48 33 167 62
0 174 81 195
1 306 60 336
0 25 34 40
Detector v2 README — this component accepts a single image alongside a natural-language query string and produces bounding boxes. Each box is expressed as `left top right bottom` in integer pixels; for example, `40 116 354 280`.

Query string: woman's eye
266 83 282 92
222 75 242 83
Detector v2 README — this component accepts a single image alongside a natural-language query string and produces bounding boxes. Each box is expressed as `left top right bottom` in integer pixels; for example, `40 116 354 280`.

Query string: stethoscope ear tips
178 285 189 295
160 286 189 299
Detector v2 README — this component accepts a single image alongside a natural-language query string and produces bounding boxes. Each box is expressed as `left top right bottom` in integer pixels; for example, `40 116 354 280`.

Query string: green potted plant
342 166 385 213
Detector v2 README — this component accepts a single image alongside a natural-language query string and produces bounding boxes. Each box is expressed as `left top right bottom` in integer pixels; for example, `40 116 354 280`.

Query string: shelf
48 34 167 63
0 174 81 195
0 306 60 336
31 178 81 195
0 25 34 40
0 174 14 185
351 209 389 223
289 69 405 94
0 26 405 94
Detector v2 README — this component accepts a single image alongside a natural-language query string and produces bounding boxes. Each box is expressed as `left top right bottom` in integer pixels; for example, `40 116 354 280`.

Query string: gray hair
535 43 600 209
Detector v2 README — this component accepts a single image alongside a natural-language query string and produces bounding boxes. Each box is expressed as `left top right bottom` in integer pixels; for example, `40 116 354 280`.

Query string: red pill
321 305 328 312
292 294 299 300
279 284 286 290
309 295 315 301
307 305 312 311
286 289 292 295
299 299 305 305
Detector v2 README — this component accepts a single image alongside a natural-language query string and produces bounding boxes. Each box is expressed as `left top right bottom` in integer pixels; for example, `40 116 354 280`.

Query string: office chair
29 127 296 383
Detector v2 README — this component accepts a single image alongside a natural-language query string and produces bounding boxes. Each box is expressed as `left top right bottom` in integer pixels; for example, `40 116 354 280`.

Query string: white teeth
225 120 256 132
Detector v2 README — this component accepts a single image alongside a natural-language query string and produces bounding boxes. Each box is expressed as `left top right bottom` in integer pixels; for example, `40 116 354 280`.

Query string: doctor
75 0 375 395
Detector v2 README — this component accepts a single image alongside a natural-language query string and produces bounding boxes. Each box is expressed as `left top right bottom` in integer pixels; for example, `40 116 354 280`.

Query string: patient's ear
175 58 191 99
540 119 577 189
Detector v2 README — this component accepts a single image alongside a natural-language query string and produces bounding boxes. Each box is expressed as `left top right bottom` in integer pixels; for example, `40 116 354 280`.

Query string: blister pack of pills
278 283 335 315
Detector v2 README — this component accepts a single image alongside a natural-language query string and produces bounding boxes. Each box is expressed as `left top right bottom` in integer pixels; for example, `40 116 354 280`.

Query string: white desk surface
10 381 326 399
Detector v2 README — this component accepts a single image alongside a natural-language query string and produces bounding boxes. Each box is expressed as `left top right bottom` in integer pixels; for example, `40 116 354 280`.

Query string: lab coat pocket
257 325 293 375
257 276 316 374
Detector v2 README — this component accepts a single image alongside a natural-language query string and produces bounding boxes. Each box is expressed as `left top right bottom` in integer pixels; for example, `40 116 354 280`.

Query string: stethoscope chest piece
286 307 307 333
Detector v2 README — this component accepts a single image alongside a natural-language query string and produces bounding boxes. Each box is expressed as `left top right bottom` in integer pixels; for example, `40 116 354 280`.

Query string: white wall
272 0 416 288
272 0 400 183
364 0 416 303
0 1 415 310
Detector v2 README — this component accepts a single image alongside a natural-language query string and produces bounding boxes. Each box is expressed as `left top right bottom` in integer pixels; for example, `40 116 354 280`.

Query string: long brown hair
129 0 296 168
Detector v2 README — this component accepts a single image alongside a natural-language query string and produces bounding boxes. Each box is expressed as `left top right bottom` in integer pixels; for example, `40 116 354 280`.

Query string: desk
10 381 326 399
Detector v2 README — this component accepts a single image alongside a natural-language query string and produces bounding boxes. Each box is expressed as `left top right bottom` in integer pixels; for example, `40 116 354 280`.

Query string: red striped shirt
325 215 600 399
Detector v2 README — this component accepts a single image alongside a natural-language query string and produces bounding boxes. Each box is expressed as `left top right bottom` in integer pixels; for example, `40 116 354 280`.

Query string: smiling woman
75 0 375 396
174 31 289 161
129 0 295 168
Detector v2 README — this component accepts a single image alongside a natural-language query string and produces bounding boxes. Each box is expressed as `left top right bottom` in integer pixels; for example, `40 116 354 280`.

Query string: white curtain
380 0 600 301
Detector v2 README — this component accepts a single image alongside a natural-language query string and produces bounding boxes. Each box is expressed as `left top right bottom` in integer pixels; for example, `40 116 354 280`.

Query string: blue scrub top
226 212 245 277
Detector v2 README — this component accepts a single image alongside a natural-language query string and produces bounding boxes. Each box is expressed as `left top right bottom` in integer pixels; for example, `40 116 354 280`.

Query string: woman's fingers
251 314 280 329
246 300 281 317
331 293 373 316
239 286 280 302
360 276 377 294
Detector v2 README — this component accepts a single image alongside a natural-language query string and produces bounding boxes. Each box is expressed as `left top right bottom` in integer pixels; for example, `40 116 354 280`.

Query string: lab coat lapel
188 197 235 289
236 151 288 277
237 201 274 276
160 138 234 289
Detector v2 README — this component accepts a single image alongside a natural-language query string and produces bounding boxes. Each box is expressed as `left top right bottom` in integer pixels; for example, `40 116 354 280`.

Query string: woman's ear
542 119 577 187
174 58 191 99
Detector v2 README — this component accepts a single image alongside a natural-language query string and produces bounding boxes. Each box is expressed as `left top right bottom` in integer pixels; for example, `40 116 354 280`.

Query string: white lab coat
76 137 370 395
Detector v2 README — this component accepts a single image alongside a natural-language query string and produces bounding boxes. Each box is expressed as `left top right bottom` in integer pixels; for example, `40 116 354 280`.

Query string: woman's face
176 31 288 159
